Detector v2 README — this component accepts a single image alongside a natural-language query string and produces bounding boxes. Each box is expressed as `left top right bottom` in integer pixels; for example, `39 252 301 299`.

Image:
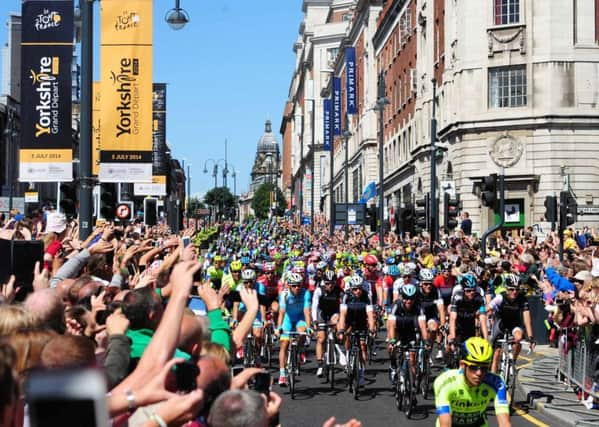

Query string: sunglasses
265 271 274 274
290 284 301 288
243 280 254 284
464 289 475 293
232 270 241 274
507 288 518 292
465 364 489 373
324 281 335 285
422 282 432 286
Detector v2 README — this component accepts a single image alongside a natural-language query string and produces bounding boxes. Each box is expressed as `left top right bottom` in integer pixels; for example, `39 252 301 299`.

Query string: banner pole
79 0 94 238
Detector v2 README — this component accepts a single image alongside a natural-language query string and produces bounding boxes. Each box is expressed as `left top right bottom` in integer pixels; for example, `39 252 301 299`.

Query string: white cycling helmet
287 272 303 285
419 268 434 282
349 274 364 289
241 269 256 281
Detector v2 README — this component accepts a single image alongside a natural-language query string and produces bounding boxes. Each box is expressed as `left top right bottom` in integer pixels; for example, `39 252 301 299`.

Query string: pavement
514 345 599 427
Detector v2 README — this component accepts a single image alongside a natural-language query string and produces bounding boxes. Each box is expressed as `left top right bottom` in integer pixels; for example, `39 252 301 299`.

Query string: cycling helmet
402 263 416 276
388 265 401 277
386 257 396 265
230 260 242 272
316 261 328 271
460 273 477 289
287 272 303 285
401 283 418 299
364 254 378 266
292 264 306 274
419 268 434 282
323 270 337 282
263 262 275 272
214 255 223 262
241 269 256 281
240 256 251 265
349 274 364 289
503 273 519 288
461 337 493 365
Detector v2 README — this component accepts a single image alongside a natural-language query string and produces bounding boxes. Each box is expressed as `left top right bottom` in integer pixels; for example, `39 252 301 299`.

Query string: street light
375 71 390 247
204 158 226 222
186 164 191 221
165 0 190 30
3 102 18 212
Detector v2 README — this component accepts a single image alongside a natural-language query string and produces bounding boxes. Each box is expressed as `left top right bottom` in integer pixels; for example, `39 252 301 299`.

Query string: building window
488 65 527 108
352 168 360 202
494 0 520 25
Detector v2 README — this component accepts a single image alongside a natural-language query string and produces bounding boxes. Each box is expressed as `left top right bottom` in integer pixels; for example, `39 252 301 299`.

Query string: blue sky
0 0 303 197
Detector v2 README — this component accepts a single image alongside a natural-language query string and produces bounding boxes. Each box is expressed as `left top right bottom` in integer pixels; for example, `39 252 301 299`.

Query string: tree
251 183 286 219
204 187 237 221
188 197 205 213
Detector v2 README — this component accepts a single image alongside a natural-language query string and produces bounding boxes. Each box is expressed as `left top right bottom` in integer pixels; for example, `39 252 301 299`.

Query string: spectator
207 390 270 427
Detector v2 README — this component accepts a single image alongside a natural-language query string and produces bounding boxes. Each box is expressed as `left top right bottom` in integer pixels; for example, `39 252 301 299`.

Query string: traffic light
480 174 498 208
415 194 429 233
100 183 117 220
444 193 459 231
367 206 377 232
543 195 557 223
560 191 577 228
399 204 414 235
59 182 77 218
144 198 158 226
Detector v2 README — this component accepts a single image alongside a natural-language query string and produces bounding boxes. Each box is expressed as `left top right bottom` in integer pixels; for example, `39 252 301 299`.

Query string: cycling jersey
434 368 509 427
311 286 342 323
341 291 373 331
488 292 529 330
388 300 423 342
419 288 444 321
222 273 242 292
451 294 486 340
279 288 311 322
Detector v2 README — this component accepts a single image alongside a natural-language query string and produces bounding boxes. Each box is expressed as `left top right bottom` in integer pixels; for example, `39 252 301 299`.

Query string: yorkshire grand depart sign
100 0 153 183
20 0 73 182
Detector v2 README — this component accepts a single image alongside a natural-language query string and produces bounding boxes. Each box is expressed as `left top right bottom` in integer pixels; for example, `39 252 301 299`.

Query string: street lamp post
430 79 439 248
186 164 191 222
342 112 352 240
3 103 18 212
375 71 390 247
204 158 226 222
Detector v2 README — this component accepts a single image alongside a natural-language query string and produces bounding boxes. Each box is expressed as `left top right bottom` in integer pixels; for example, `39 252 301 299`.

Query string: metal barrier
557 327 599 400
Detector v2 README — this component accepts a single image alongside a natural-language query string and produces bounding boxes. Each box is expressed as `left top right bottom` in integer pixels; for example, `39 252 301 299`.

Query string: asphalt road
257 334 556 427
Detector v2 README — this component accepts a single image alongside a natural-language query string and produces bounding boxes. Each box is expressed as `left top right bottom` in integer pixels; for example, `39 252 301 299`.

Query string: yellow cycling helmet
461 337 493 365
230 260 242 272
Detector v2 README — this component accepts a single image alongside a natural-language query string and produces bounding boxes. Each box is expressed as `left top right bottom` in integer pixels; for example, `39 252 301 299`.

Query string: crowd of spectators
1 205 599 425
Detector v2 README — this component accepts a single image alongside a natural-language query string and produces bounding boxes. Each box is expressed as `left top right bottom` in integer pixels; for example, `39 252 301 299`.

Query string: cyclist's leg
511 326 524 361
278 316 294 383
490 320 504 373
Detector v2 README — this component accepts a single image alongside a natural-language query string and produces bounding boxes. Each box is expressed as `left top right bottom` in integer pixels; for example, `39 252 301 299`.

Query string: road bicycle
285 331 306 399
346 330 366 399
394 341 417 418
417 340 431 399
497 335 531 404
262 316 275 368
321 323 337 389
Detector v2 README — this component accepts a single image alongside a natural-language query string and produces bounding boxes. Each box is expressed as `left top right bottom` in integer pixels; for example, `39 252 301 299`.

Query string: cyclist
206 254 225 290
434 262 456 307
234 269 267 361
382 264 401 313
387 283 429 384
434 337 511 427
448 275 488 349
312 270 343 377
276 272 312 386
487 274 535 373
337 274 376 387
257 261 280 316
418 268 446 360
363 254 383 306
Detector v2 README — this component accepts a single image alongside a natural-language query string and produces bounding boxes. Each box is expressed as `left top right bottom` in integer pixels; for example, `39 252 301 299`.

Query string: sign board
0 197 25 213
578 206 599 215
334 203 365 226
134 175 167 196
24 192 39 203
116 202 132 220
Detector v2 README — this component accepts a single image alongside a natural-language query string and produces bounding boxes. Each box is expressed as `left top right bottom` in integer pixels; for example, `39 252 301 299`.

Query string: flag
358 182 377 204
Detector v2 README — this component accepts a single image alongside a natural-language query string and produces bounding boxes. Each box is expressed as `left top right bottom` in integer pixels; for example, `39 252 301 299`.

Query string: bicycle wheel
403 367 415 418
328 337 336 389
395 371 404 411
289 346 297 399
420 351 430 400
352 352 360 400
243 339 253 367
264 328 272 368
507 359 517 404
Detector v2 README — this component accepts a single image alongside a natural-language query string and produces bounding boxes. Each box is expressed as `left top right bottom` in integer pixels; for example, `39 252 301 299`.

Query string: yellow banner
20 149 72 163
92 81 101 176
99 0 153 182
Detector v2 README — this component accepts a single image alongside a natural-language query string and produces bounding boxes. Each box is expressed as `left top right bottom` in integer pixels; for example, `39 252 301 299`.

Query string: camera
175 360 199 393
250 372 271 397
95 301 123 326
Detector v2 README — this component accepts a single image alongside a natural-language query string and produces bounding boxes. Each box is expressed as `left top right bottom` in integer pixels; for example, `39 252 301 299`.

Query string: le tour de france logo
34 9 62 31
109 58 141 138
30 57 61 138
115 10 140 31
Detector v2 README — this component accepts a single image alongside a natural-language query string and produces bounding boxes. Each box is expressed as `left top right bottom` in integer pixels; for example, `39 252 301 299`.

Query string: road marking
512 405 550 427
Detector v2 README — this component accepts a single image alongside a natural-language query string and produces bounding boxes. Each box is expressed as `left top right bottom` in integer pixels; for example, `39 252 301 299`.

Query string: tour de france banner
92 82 101 176
345 47 357 114
323 98 331 151
20 0 73 182
100 0 153 183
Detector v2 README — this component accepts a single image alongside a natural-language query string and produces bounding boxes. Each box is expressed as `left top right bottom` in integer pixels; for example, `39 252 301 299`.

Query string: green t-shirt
433 368 509 427
126 328 190 360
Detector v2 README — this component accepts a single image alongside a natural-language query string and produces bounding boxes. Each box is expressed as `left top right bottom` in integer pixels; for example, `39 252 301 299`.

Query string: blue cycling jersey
280 288 311 320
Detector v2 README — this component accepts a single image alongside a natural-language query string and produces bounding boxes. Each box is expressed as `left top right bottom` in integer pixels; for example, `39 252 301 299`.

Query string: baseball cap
45 212 67 234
